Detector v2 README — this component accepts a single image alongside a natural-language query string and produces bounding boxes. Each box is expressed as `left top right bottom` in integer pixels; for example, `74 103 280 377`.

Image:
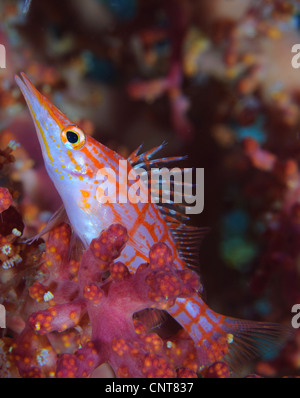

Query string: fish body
15 74 179 268
16 73 287 368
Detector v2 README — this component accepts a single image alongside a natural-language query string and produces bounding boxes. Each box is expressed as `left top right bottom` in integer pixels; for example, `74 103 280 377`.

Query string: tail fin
221 317 292 370
169 296 292 370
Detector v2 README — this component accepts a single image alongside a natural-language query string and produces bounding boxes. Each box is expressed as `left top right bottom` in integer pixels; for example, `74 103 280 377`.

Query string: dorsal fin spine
128 143 209 268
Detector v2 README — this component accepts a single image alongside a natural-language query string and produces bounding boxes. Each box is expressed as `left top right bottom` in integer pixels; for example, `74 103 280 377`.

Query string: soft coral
12 223 201 378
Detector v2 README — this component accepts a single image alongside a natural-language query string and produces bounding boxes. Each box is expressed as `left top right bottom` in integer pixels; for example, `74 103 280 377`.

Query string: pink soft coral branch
11 223 200 378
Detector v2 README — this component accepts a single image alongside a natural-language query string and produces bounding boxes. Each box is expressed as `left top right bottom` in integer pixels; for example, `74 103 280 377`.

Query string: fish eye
61 126 86 150
67 130 79 144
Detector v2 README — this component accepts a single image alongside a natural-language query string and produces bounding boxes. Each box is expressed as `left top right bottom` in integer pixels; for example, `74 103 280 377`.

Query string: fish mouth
15 72 56 163
15 72 44 109
15 72 70 128
15 73 73 164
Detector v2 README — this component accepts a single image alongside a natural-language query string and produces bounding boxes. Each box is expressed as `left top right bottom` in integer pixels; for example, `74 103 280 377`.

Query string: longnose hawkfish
15 72 288 368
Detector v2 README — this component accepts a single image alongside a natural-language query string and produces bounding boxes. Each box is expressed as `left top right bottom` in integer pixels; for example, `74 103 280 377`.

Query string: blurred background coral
1 0 300 377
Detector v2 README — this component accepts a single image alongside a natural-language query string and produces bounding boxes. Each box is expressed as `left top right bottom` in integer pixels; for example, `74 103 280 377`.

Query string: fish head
15 73 102 193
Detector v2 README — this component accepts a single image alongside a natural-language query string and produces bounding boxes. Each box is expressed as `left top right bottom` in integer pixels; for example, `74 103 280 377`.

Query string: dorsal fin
168 223 210 267
128 143 209 267
128 141 187 169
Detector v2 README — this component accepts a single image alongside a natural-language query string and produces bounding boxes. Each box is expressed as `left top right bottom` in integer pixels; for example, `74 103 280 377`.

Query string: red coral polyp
149 242 173 268
202 361 231 378
89 223 128 263
0 187 12 214
146 243 200 307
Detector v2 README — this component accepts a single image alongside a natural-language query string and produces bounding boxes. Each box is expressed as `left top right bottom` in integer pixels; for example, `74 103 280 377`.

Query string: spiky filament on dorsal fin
128 143 209 267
